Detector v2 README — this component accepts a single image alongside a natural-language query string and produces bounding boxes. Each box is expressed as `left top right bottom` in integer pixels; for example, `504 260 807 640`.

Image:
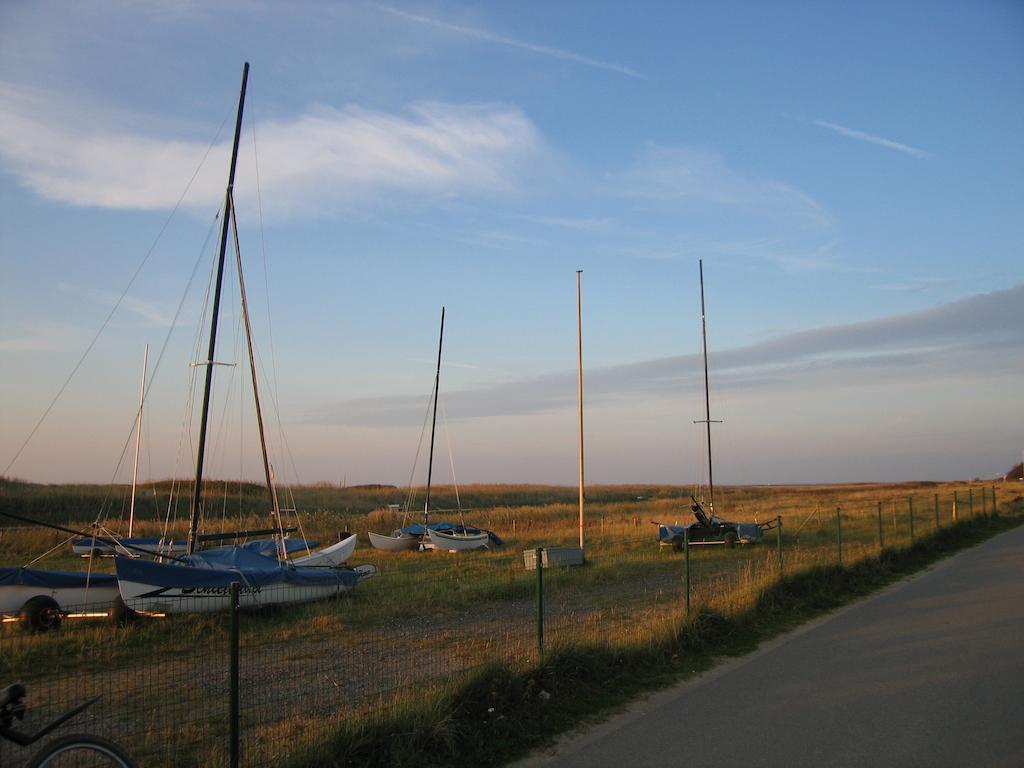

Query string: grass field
0 478 1019 767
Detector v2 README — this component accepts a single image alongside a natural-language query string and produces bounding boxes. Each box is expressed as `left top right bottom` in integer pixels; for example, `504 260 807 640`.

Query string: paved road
515 525 1024 768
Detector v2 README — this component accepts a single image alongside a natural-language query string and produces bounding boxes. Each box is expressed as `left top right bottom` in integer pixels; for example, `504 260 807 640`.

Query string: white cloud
0 81 543 214
814 119 932 159
372 4 645 79
615 144 832 227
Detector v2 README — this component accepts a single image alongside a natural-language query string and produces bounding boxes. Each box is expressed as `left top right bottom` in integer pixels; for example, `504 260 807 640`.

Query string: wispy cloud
312 284 1024 427
373 4 645 79
0 322 83 352
814 119 932 159
614 144 832 227
0 81 544 213
57 283 172 327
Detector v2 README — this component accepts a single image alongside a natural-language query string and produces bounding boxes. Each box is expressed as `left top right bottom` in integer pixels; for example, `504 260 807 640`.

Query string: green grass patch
281 509 1022 768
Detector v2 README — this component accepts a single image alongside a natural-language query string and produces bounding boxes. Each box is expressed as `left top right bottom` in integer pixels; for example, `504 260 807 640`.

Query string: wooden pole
576 270 585 552
128 343 148 538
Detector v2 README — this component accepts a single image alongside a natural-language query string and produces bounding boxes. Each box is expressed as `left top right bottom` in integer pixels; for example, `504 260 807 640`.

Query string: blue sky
1 1 1021 486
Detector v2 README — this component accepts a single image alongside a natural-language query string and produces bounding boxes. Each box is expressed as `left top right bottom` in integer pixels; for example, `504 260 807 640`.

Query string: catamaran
656 261 770 549
114 63 373 613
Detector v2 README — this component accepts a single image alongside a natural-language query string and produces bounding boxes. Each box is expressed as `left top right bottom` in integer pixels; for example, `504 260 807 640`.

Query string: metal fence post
969 488 974 517
992 485 997 514
229 581 240 768
909 497 915 542
934 493 940 529
776 516 783 577
953 490 958 522
684 528 691 616
877 501 884 550
982 487 987 516
835 507 843 566
535 548 544 658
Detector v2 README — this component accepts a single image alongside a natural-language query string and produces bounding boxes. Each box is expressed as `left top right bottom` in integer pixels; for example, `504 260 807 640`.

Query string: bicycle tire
26 733 136 768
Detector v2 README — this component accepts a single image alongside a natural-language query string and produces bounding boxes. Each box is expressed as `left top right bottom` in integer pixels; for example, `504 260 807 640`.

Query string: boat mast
188 62 249 556
423 306 445 528
576 270 585 552
128 343 148 538
228 191 286 559
696 259 721 514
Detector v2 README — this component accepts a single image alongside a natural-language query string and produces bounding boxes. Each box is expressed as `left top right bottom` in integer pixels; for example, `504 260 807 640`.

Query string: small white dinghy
426 528 489 552
290 533 358 566
368 531 420 552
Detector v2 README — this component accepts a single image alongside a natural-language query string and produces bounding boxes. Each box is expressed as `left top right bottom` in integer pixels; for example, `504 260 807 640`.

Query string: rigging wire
439 398 465 528
3 108 234 478
403 381 438 520
85 210 223 533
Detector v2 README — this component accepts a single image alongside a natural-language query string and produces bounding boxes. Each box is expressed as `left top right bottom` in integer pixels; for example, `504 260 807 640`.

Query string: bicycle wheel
27 734 136 768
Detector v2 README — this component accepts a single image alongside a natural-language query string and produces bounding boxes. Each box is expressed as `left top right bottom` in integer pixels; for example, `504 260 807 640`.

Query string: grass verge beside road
284 506 1023 768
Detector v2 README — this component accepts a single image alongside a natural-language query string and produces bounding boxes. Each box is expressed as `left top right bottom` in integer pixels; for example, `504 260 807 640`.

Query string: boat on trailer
116 546 373 614
655 260 770 550
0 568 119 631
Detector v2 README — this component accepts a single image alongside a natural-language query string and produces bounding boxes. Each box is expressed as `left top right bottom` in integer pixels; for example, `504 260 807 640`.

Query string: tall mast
423 306 445 527
228 191 286 559
128 343 148 538
576 270 585 552
188 62 249 556
696 259 720 514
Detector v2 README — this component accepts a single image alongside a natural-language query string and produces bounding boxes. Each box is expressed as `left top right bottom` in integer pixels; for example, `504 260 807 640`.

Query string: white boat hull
291 534 357 566
426 529 490 552
368 531 420 552
117 564 376 615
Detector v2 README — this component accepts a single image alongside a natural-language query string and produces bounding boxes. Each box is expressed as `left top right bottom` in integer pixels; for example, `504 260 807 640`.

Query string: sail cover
115 546 359 590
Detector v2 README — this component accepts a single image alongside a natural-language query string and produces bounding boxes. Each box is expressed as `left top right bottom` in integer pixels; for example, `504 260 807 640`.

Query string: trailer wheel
671 535 684 552
723 531 738 549
108 596 137 627
20 596 62 633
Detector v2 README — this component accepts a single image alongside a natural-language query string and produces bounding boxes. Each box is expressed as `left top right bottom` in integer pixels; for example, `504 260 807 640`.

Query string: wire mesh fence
0 483 1012 767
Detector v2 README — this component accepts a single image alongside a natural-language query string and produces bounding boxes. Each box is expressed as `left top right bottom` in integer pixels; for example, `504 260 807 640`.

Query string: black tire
722 531 738 549
19 596 62 633
28 734 136 767
108 596 137 627
670 534 684 552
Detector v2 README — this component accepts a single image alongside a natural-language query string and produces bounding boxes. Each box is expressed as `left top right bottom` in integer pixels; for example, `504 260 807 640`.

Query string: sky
0 0 1022 488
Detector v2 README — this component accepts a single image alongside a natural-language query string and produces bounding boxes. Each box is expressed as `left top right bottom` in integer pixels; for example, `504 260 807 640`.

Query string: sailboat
114 63 373 614
656 260 767 549
369 308 498 553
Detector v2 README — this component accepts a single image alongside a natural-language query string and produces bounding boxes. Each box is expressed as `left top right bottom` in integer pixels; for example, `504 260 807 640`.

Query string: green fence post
982 487 987 516
969 488 974 517
535 547 544 658
992 485 998 515
229 581 240 768
877 501 884 550
934 493 940 529
776 516 783 577
836 507 843 566
909 497 915 542
684 527 691 616
953 490 958 522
